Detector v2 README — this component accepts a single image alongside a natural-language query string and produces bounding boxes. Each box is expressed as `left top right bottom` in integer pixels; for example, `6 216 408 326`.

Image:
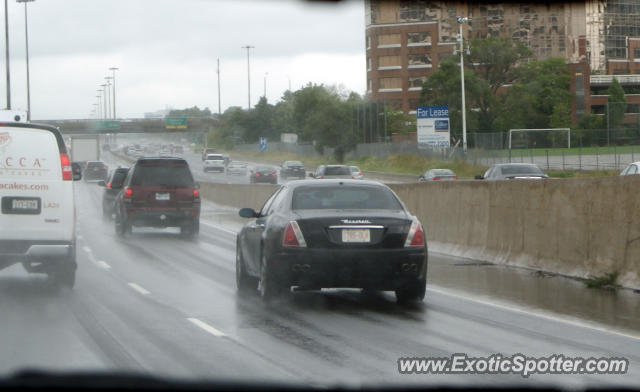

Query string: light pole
104 77 112 119
109 67 118 118
96 93 102 119
4 0 11 109
216 59 221 115
263 72 268 99
100 85 107 118
17 0 34 119
456 16 470 154
241 45 254 109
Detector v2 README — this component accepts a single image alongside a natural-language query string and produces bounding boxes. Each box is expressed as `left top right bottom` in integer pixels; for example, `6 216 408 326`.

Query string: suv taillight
60 153 72 181
404 220 425 247
193 188 200 201
283 221 307 247
123 187 132 202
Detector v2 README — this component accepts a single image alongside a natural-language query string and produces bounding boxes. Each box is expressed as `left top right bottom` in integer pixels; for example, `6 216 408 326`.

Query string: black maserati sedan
236 179 427 303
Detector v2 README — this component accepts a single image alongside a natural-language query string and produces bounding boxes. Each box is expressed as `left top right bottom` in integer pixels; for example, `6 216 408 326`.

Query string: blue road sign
259 137 267 151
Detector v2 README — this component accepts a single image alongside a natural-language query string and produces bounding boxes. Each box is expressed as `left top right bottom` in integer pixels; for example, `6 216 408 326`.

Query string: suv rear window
111 170 128 187
324 166 351 176
292 185 403 210
131 160 194 187
500 165 544 176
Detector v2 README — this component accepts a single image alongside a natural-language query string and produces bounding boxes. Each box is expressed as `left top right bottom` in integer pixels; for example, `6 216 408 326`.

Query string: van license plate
342 229 370 243
2 197 41 214
155 193 170 201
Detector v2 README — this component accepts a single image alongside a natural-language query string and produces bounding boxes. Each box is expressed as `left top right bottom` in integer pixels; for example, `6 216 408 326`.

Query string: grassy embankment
226 150 619 179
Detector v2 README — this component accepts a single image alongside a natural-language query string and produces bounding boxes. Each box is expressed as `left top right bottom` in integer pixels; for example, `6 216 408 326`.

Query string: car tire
236 240 258 293
181 218 199 239
51 248 77 289
115 212 131 237
395 280 426 304
259 254 283 301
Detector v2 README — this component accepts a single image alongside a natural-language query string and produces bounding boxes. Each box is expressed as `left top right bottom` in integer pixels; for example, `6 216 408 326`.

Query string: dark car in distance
114 157 200 238
250 165 278 184
419 169 457 182
98 167 129 220
476 163 548 180
83 161 108 182
236 180 427 303
280 161 305 180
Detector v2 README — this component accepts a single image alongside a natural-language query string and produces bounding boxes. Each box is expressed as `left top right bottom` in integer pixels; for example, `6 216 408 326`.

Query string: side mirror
239 207 258 218
195 182 200 189
418 176 424 181
308 172 315 178
474 175 484 180
71 162 82 181
97 180 106 187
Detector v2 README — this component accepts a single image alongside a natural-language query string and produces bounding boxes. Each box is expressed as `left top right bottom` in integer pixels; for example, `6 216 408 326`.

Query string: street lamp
241 45 254 109
4 0 11 109
456 16 470 154
16 0 34 120
108 67 118 118
96 93 102 119
104 77 112 119
263 72 268 99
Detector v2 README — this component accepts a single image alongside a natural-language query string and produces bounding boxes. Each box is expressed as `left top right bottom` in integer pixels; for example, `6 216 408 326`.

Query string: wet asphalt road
0 156 639 388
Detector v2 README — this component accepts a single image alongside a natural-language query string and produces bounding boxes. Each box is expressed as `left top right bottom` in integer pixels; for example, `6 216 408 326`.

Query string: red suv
114 157 200 238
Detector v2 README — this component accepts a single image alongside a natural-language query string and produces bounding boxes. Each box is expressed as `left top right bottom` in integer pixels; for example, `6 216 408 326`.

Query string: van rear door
0 125 73 242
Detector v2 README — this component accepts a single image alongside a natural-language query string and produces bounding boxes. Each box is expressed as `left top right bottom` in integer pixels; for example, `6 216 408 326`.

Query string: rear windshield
256 166 274 172
500 165 545 176
324 166 351 176
350 166 360 172
111 170 128 187
207 154 223 160
292 186 403 210
286 161 303 167
87 162 104 168
431 169 455 176
131 161 194 187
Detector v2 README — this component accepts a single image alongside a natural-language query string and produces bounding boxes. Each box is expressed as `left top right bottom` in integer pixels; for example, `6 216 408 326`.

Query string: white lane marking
199 220 238 236
187 317 226 337
128 282 150 296
428 286 640 341
96 261 111 270
82 246 92 253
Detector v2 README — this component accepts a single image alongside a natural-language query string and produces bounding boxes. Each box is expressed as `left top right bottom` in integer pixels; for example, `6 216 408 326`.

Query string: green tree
606 78 626 130
167 106 212 118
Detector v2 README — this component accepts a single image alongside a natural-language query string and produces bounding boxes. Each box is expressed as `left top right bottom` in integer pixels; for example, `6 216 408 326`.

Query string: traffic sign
90 120 121 132
259 137 267 151
165 116 187 129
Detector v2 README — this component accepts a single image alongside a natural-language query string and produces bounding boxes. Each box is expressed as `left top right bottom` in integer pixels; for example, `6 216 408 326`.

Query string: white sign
416 105 450 148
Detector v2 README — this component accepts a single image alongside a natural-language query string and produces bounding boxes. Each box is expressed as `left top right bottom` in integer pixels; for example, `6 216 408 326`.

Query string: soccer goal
508 128 571 150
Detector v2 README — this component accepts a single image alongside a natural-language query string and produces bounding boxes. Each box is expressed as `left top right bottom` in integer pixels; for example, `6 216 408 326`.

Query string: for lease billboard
417 105 450 148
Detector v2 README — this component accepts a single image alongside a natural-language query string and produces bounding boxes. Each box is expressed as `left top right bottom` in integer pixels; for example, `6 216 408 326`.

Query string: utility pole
100 84 107 118
457 16 470 154
241 45 254 109
17 0 34 119
4 0 10 109
263 72 268 99
216 58 221 115
104 77 112 119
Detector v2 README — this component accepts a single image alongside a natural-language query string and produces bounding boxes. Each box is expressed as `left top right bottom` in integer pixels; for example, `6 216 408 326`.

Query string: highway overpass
33 117 216 135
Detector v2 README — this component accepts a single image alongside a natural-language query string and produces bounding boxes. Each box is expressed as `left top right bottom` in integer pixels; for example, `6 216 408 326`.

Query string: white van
0 122 80 287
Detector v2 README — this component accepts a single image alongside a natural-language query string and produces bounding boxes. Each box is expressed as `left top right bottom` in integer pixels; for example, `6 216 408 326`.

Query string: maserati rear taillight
404 220 425 247
283 221 307 247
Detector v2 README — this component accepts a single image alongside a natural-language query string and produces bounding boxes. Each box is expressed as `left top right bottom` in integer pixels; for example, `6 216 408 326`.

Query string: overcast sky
0 0 365 119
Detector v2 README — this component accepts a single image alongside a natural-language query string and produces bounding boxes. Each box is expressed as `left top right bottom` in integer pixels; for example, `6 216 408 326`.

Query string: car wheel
236 240 258 293
50 248 77 289
395 280 426 304
259 254 283 301
181 218 199 239
115 212 130 237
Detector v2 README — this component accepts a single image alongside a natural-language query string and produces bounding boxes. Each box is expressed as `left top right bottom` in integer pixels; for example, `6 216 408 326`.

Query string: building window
378 34 401 48
378 55 401 70
367 36 371 50
438 51 453 63
378 77 402 92
407 32 431 46
408 54 432 68
634 48 640 59
368 79 372 92
614 68 629 75
408 99 420 111
408 76 427 90
367 57 372 71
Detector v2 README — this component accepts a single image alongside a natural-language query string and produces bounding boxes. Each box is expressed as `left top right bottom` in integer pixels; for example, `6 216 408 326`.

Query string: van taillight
60 153 72 181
